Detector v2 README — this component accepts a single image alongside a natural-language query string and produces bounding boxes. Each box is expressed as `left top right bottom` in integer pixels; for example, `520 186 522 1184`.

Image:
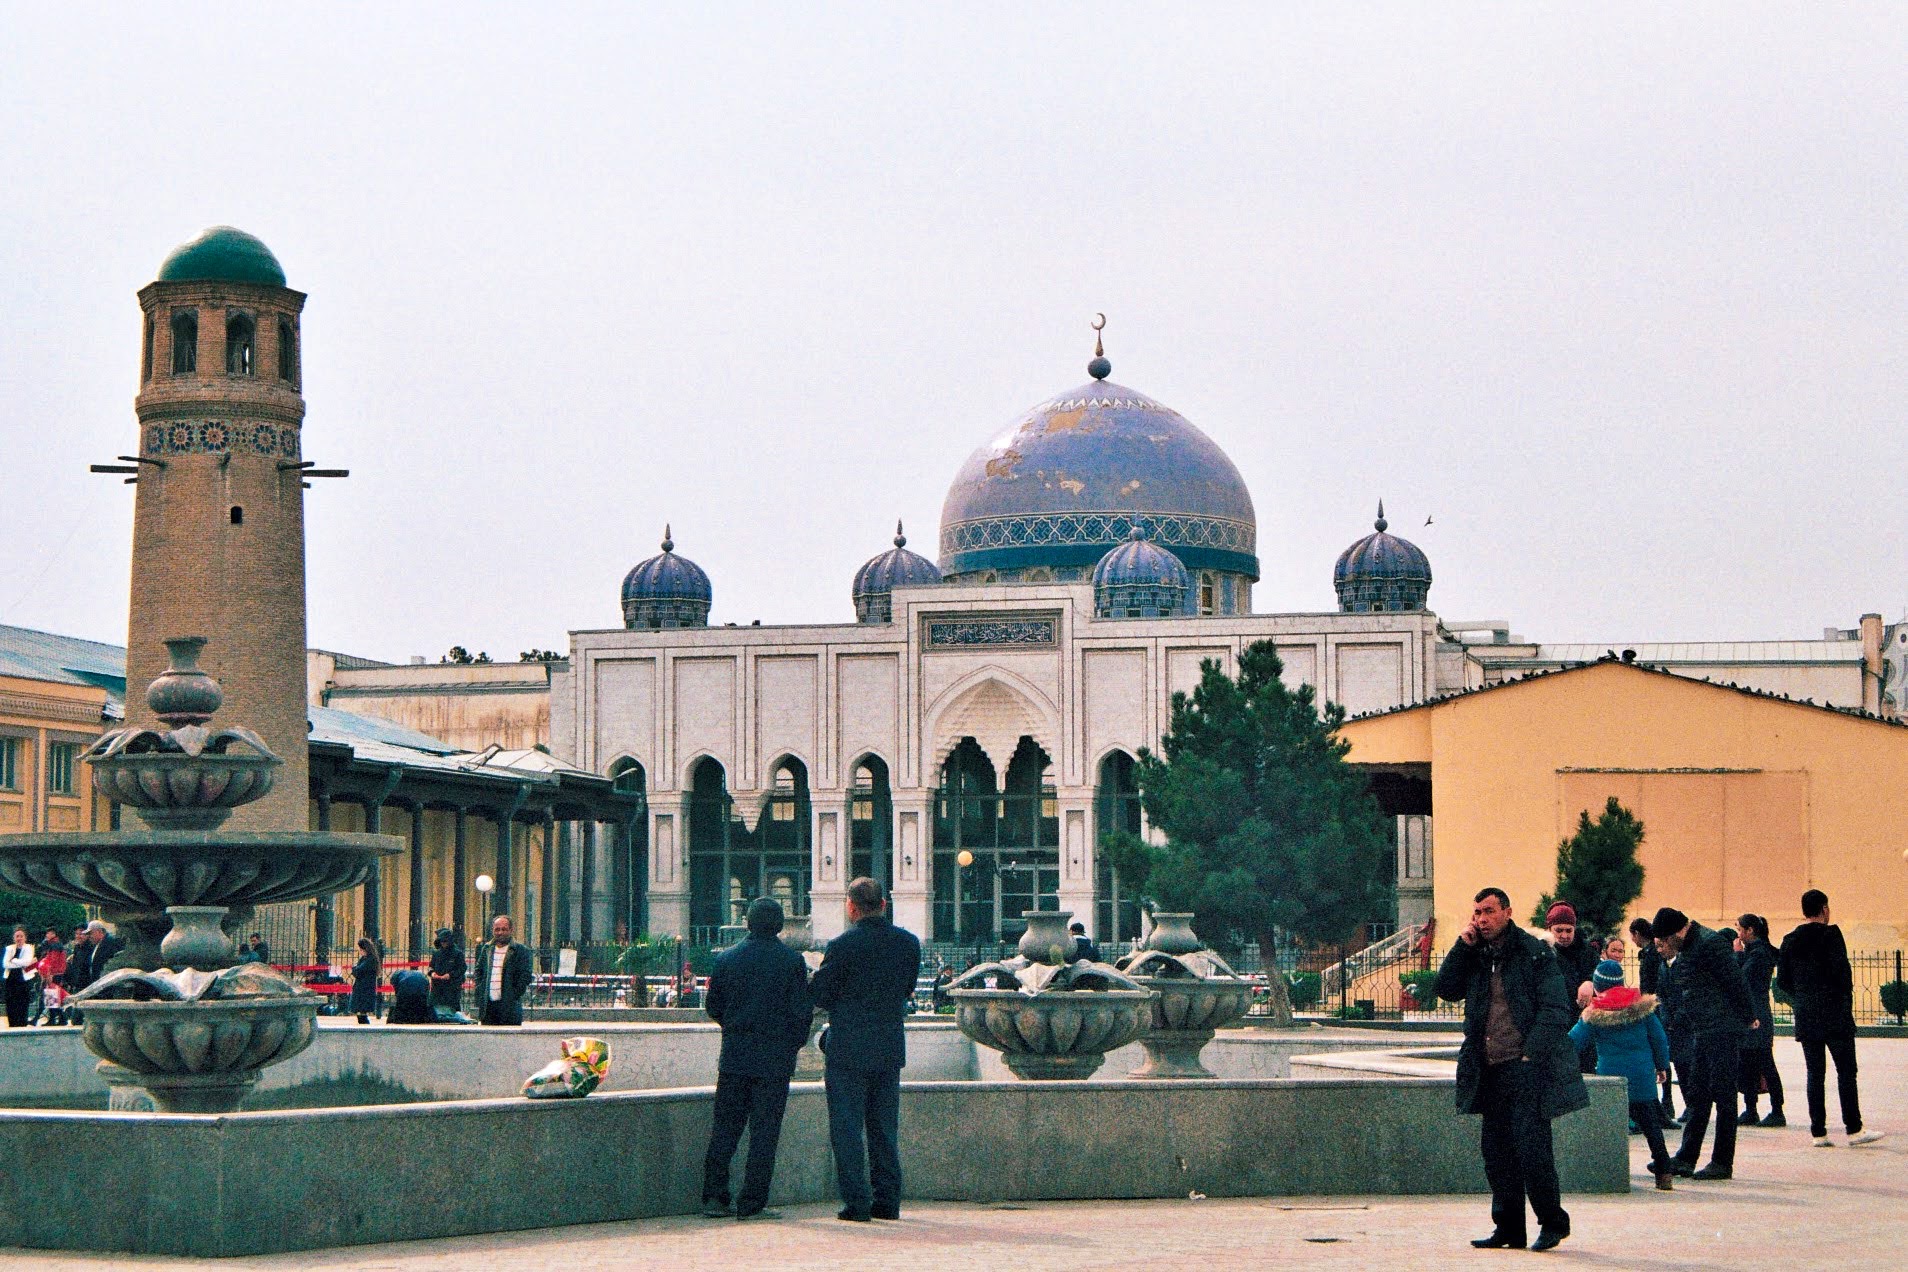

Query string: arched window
225 313 255 376
849 756 892 887
931 736 1057 942
1198 572 1216 616
1025 567 1054 583
277 317 298 383
1095 751 1143 947
142 317 154 382
170 310 197 374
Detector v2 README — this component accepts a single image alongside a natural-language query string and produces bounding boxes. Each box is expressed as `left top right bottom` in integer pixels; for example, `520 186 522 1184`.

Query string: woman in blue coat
1570 959 1674 1189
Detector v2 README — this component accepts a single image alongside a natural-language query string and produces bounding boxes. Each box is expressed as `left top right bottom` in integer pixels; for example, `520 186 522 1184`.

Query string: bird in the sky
1423 515 1434 526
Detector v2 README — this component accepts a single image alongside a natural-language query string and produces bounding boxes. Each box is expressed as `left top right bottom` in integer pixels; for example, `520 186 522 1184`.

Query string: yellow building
1340 657 1908 951
0 627 120 835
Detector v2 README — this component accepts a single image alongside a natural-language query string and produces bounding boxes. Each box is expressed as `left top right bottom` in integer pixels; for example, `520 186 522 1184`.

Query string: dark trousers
3 974 28 1028
1629 1099 1672 1171
824 1063 902 1215
702 1071 794 1212
479 998 518 1026
1477 1061 1567 1240
1675 1033 1741 1168
1799 1036 1862 1137
1738 1040 1784 1116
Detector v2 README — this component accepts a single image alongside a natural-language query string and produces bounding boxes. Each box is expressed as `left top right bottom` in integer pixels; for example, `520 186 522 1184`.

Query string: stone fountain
1115 912 1254 1079
0 637 396 1112
947 910 1154 1080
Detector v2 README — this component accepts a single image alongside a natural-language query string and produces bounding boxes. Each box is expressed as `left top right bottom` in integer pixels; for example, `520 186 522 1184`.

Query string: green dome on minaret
156 226 287 286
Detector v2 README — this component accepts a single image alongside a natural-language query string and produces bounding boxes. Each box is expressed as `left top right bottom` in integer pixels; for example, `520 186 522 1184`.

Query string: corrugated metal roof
0 623 129 707
307 705 465 755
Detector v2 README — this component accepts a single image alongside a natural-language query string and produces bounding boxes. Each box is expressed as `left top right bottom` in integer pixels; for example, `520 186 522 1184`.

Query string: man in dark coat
1652 907 1758 1179
427 928 466 1014
1436 887 1589 1253
1631 916 1676 1122
1068 922 1102 964
700 897 813 1220
1777 889 1885 1147
810 877 922 1223
477 914 534 1026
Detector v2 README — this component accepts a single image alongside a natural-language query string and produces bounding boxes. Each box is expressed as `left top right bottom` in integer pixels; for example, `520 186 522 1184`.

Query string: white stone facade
551 581 1450 944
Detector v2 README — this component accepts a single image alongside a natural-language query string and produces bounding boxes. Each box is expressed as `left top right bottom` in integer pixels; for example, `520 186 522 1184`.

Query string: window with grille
47 742 80 795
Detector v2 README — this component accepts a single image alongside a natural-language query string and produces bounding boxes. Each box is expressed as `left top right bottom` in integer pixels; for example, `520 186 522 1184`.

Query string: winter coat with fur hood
1568 986 1670 1103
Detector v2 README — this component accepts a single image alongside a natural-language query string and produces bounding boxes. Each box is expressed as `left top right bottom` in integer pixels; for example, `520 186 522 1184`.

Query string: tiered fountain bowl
0 637 397 1112
1114 913 1254 1079
948 910 1155 1080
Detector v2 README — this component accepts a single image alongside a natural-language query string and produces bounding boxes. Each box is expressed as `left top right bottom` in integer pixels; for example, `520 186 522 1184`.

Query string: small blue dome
621 527 712 629
853 522 941 623
1093 526 1191 618
1334 503 1432 613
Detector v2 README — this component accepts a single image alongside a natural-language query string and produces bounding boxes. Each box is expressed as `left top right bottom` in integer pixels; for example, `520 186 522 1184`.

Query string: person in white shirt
480 915 533 1026
3 928 36 1028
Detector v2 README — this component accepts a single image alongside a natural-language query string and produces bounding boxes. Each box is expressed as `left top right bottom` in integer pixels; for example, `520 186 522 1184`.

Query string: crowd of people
1439 885 1885 1253
0 920 123 1028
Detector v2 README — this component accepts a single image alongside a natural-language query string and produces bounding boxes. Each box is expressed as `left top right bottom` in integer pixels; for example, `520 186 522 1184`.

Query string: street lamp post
474 872 494 927
956 849 974 964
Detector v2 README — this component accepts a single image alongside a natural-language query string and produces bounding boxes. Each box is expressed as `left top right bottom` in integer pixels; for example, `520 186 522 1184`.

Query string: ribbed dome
853 522 941 623
157 226 288 287
938 352 1257 582
1333 503 1432 613
1093 527 1190 619
621 527 712 629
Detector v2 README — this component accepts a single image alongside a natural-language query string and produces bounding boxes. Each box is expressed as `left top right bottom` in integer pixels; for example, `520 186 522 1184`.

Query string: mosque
553 326 1451 947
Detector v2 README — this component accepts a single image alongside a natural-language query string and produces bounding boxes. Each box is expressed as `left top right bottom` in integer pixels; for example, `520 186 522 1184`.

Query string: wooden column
579 820 598 946
451 807 468 941
408 805 427 960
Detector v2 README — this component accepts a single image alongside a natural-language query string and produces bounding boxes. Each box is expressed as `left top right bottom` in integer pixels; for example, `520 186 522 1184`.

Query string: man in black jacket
1777 889 1885 1147
477 915 534 1026
1652 907 1757 1179
700 898 813 1220
1631 916 1677 1123
810 877 922 1223
1436 887 1589 1253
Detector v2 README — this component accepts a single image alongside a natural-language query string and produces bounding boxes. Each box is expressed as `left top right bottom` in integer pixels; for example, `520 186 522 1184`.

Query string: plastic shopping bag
521 1035 612 1099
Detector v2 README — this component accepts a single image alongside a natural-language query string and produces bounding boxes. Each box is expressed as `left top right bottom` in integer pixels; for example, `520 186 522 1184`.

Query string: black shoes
1471 1233 1526 1249
1691 1163 1733 1180
837 1207 872 1222
1530 1229 1568 1253
1736 1110 1759 1126
701 1200 731 1219
1759 1111 1787 1127
1668 1159 1696 1177
871 1203 901 1221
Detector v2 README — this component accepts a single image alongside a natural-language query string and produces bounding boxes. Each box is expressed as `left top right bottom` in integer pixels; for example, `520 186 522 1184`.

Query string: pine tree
1105 640 1395 992
1530 796 1646 936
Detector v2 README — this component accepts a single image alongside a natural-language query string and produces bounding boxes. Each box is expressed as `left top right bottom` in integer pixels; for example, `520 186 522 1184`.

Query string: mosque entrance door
931 735 1059 943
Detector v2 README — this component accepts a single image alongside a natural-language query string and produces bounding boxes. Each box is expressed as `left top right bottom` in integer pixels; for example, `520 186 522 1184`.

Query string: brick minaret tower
125 227 311 831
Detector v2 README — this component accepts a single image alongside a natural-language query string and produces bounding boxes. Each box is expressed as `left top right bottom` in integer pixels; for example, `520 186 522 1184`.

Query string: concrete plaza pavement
7 1034 1904 1271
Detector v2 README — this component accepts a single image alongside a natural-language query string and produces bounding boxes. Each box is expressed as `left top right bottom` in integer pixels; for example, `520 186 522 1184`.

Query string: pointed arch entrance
930 735 1058 943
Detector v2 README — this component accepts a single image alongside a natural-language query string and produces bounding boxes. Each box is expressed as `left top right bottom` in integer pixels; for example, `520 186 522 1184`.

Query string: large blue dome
157 226 288 286
853 522 941 623
938 360 1257 581
621 527 712 629
1334 503 1431 613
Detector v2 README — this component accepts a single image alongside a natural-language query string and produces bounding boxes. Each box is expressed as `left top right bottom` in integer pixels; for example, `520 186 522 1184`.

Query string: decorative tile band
141 419 301 461
926 615 1059 649
940 512 1255 557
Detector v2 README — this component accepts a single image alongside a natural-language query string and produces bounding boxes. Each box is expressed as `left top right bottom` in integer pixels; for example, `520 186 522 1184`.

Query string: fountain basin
82 996 320 1113
949 988 1154 1079
0 830 398 909
1125 978 1255 1079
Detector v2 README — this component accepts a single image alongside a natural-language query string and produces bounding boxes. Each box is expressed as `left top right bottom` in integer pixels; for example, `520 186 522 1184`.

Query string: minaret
121 227 314 831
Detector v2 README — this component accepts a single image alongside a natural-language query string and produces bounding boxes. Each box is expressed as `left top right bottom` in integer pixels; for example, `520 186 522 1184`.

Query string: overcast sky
2 5 1903 662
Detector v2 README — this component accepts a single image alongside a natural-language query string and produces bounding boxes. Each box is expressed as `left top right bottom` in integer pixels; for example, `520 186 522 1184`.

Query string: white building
550 349 1453 945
